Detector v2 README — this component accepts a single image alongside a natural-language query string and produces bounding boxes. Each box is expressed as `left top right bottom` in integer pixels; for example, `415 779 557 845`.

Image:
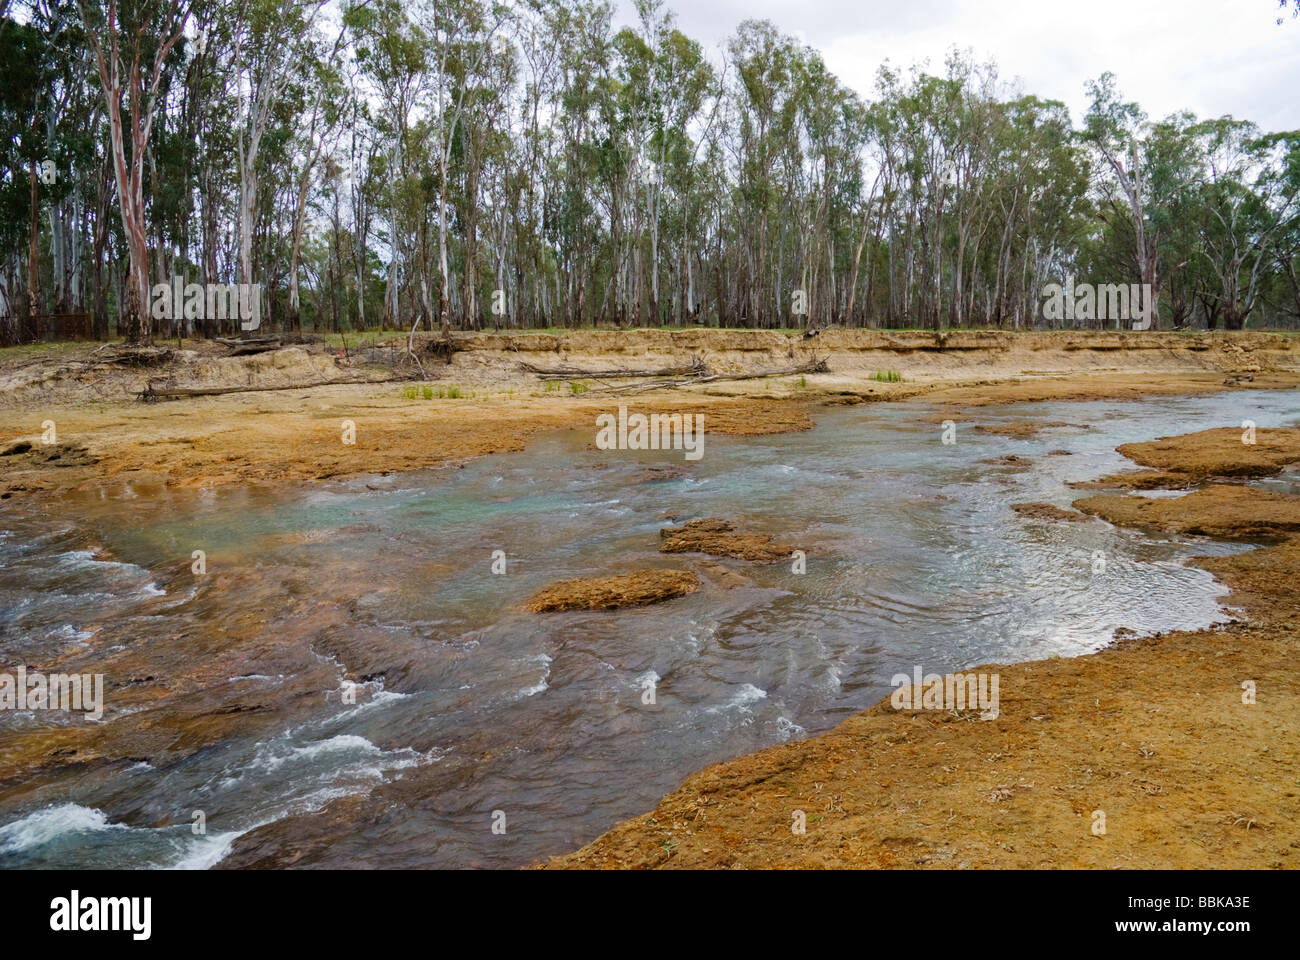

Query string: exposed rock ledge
525 569 700 612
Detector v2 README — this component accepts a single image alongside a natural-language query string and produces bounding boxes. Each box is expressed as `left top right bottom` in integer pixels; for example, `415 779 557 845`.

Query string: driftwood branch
228 343 283 356
213 336 280 346
589 357 829 394
210 336 283 356
96 346 177 367
139 374 414 402
520 356 709 379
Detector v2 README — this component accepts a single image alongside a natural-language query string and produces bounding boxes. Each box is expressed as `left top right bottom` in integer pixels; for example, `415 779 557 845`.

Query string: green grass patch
401 383 464 399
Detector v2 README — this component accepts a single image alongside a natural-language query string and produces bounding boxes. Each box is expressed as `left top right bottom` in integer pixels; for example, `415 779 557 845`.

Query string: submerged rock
695 561 751 589
634 464 687 484
659 518 799 563
525 569 700 612
1010 501 1093 522
974 420 1080 438
1082 426 1300 489
1074 485 1300 540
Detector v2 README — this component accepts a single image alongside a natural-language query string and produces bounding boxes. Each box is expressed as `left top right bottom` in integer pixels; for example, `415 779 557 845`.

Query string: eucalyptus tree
939 53 1001 328
0 10 50 324
451 20 515 329
1084 73 1188 330
348 0 426 335
548 0 614 327
412 0 508 342
76 0 192 341
1193 119 1300 328
790 52 858 326
506 0 563 327
893 68 957 328
283 17 349 331
728 18 802 326
228 0 333 302
1272 136 1300 321
24 0 90 318
850 69 907 326
653 18 715 325
994 95 1088 328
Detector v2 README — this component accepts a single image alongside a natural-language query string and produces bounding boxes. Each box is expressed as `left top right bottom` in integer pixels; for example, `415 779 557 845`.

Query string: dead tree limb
139 374 415 402
588 357 828 394
226 343 283 356
213 336 280 346
520 356 709 379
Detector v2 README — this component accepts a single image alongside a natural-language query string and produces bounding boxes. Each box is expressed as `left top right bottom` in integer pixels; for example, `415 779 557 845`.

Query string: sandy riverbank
2 328 1298 502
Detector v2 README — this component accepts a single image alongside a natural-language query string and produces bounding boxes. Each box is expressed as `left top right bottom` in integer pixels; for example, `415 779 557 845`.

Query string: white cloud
616 0 1300 131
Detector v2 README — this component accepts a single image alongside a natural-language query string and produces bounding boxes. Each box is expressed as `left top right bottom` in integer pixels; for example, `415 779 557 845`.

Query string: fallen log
213 336 280 346
520 355 709 379
210 336 283 357
705 357 829 381
139 374 414 402
99 346 177 367
590 357 828 393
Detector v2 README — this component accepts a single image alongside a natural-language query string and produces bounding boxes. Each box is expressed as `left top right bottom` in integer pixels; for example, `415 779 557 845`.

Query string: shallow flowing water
2 389 1298 868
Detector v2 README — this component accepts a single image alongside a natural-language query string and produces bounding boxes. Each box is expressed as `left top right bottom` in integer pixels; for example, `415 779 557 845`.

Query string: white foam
516 653 552 697
55 550 150 579
253 733 381 773
222 733 422 790
348 688 410 715
49 623 95 645
776 716 807 740
705 683 767 715
0 803 128 853
169 830 242 870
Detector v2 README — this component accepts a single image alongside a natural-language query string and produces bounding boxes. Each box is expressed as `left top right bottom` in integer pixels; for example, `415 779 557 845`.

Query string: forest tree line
2 0 1299 344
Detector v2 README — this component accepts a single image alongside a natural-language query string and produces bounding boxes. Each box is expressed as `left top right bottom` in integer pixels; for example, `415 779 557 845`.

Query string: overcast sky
614 0 1300 132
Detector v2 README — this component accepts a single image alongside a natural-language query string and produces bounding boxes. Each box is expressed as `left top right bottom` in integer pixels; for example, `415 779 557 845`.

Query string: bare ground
2 328 1298 503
